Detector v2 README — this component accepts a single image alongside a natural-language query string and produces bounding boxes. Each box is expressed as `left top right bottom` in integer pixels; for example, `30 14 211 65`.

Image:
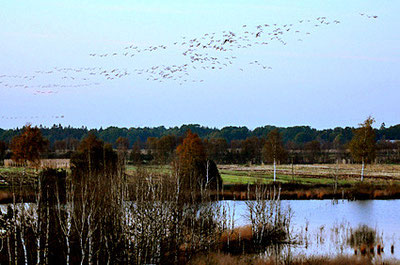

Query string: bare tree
246 184 293 252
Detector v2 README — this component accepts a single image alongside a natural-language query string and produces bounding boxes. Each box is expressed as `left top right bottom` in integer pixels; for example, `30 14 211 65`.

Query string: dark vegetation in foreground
0 170 292 264
0 133 293 264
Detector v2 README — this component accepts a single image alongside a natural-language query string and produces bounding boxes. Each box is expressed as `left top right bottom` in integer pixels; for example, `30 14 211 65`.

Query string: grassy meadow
2 163 400 201
124 163 400 186
2 162 400 187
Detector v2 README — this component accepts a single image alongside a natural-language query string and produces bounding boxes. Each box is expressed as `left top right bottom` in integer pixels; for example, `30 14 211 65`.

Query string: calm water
224 199 400 259
2 200 400 260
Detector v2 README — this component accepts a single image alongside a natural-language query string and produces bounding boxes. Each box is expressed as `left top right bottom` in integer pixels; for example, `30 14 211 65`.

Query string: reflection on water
2 199 400 261
224 199 400 260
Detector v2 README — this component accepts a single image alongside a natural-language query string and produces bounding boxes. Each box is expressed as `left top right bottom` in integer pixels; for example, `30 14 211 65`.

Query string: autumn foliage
177 130 206 173
349 116 377 164
10 124 48 166
176 130 222 192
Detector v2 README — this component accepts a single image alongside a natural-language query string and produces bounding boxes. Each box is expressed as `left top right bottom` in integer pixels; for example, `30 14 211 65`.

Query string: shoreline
2 183 400 204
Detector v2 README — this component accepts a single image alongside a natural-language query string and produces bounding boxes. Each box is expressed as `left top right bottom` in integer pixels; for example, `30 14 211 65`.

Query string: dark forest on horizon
1 123 400 146
1 122 400 164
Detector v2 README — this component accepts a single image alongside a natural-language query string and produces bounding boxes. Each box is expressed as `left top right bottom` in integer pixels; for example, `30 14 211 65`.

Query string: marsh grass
189 253 400 265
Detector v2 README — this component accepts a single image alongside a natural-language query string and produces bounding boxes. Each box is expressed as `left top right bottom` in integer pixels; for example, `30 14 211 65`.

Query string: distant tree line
1 123 400 164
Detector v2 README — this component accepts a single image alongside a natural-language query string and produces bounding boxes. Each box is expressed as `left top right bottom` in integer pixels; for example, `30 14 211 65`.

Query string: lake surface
224 199 400 260
2 200 399 260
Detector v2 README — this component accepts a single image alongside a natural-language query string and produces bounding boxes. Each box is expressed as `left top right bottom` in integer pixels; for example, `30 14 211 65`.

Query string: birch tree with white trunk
349 116 376 182
262 129 287 182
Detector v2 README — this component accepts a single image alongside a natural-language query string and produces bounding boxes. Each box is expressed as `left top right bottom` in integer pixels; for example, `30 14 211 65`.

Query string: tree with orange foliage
176 130 206 174
10 124 48 166
176 130 222 192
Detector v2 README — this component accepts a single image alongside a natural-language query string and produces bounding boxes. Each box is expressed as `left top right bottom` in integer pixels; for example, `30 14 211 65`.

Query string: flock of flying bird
0 115 65 120
0 13 379 96
88 16 344 84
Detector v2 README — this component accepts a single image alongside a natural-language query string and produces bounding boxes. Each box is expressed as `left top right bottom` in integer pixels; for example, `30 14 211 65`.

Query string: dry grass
0 190 12 201
189 253 400 265
219 182 400 200
219 164 400 181
220 225 253 244
219 225 254 254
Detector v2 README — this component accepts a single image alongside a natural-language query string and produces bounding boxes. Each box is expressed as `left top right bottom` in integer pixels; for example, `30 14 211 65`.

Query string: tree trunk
45 196 50 265
20 207 28 265
7 235 12 264
334 161 338 193
37 177 42 265
273 158 276 182
361 158 365 182
291 158 294 182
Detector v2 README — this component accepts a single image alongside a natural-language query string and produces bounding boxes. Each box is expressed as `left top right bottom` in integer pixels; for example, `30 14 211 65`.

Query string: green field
218 169 360 185
1 163 398 187
124 164 363 185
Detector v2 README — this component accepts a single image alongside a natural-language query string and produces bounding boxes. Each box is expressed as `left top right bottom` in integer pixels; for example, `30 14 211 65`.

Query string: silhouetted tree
241 137 263 164
155 135 176 164
65 138 80 151
304 140 321 164
116 136 129 175
0 140 6 163
130 139 142 165
71 133 117 176
53 140 67 152
204 138 228 164
146 137 158 161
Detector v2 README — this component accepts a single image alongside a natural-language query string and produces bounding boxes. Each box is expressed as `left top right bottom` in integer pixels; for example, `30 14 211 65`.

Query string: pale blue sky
0 0 399 129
